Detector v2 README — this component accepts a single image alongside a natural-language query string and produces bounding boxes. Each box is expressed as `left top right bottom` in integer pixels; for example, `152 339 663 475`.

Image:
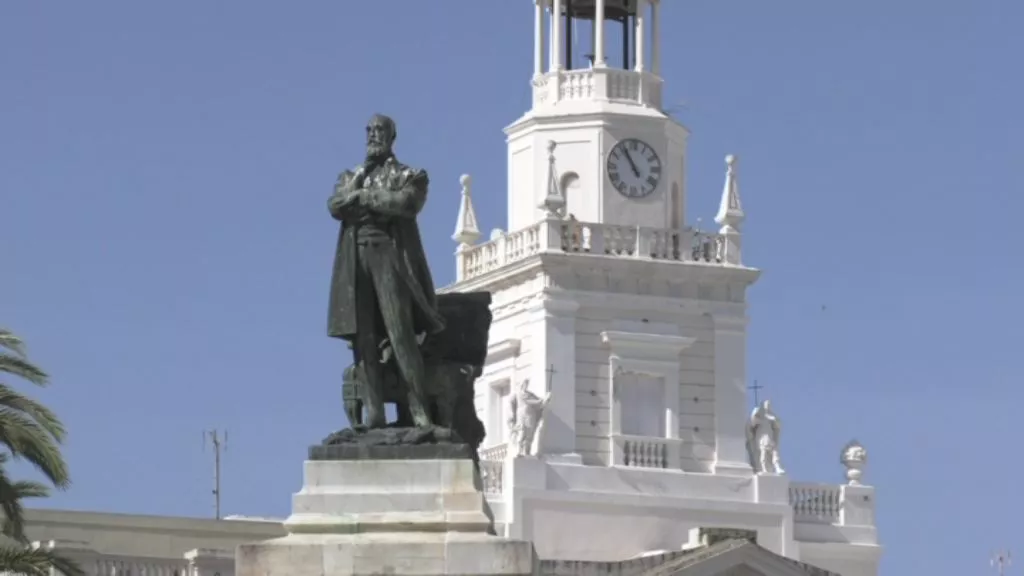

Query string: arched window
559 171 580 218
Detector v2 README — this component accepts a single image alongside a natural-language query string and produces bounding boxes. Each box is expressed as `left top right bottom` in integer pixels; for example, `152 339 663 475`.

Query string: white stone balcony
455 218 729 283
532 68 664 110
479 443 508 462
478 447 877 551
789 481 877 543
611 434 682 469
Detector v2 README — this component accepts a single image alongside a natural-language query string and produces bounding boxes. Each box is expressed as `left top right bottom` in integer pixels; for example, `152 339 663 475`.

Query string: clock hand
623 150 641 178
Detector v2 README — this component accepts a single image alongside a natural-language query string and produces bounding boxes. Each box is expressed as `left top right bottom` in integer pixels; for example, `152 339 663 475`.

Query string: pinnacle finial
452 173 481 246
540 141 565 217
715 153 744 230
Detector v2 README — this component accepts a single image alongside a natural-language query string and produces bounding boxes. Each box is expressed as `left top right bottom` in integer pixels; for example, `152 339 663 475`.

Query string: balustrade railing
89 558 189 576
531 68 663 109
479 443 508 462
611 435 682 469
456 219 728 282
789 483 842 524
27 542 236 576
479 460 504 496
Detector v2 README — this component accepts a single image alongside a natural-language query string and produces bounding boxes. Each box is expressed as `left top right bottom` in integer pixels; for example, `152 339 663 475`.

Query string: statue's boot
364 400 386 429
405 391 432 428
355 359 389 428
772 454 785 475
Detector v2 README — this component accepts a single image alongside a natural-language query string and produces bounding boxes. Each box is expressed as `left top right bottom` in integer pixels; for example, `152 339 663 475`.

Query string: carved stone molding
601 330 696 360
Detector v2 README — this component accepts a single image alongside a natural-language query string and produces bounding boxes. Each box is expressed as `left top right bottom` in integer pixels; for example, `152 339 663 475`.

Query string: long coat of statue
326 157 446 342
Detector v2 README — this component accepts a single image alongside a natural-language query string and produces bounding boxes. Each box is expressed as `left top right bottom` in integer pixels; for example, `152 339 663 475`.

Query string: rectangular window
489 381 511 444
618 372 665 437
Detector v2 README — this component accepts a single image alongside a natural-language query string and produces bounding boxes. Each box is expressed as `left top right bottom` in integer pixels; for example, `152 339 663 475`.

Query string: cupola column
634 0 647 72
594 0 606 67
551 0 564 71
534 0 547 76
651 0 661 75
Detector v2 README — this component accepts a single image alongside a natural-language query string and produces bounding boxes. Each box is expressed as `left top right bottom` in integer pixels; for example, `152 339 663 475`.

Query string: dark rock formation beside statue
320 291 491 461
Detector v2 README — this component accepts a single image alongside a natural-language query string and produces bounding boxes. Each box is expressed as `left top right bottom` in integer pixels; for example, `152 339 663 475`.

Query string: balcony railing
90 558 189 576
532 68 663 109
455 219 727 282
27 543 235 576
479 443 508 462
789 483 842 524
612 435 682 469
479 460 503 496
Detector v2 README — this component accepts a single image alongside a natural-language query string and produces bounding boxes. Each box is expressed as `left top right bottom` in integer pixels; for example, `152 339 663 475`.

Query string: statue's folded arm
362 171 429 219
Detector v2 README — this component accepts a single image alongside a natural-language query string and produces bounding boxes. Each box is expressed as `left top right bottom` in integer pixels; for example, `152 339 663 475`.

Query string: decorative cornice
525 293 581 317
707 312 749 332
486 338 522 365
601 331 695 357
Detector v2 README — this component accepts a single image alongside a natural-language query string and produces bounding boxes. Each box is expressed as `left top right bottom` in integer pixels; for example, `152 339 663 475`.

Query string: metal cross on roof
747 380 764 404
992 551 1012 576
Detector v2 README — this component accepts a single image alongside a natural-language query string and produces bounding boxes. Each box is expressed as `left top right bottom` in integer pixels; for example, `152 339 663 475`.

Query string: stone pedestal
236 457 536 576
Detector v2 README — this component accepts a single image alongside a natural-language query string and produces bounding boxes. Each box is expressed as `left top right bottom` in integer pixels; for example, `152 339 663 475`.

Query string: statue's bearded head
365 114 397 164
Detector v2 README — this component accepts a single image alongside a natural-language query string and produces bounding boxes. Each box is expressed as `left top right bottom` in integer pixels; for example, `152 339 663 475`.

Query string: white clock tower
442 1 881 574
505 0 687 233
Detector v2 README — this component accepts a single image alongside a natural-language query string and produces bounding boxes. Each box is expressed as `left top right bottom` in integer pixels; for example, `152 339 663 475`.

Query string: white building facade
23 2 879 576
446 1 881 574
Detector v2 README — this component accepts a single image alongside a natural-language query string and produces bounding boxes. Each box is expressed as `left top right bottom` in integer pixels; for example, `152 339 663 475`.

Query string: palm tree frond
0 466 27 543
0 409 70 489
0 331 27 358
0 354 48 388
9 481 50 500
0 545 84 576
0 467 48 543
0 384 67 444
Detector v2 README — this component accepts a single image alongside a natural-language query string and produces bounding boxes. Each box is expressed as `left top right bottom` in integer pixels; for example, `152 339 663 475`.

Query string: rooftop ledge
449 217 756 285
477 454 877 546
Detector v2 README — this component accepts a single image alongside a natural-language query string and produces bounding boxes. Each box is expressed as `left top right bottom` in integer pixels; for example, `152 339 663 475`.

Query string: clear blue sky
1 2 1021 574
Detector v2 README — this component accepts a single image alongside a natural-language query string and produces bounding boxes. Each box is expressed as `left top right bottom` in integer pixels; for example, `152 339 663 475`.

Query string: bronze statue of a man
327 114 445 429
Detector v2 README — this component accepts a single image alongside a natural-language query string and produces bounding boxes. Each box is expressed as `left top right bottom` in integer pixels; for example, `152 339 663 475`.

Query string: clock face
607 138 662 199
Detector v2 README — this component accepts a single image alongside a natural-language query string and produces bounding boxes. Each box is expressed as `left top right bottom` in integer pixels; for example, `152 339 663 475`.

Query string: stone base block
246 457 536 575
237 533 536 576
754 472 790 505
284 459 492 535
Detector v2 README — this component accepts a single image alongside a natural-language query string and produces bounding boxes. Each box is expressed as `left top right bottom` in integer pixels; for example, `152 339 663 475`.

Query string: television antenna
203 429 228 520
991 551 1011 576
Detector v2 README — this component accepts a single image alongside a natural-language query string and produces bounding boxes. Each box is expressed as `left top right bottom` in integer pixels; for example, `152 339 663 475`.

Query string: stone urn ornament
840 439 868 485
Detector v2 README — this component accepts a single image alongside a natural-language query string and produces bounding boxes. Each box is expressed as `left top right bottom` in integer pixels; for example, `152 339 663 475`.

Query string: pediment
722 566 769 576
645 541 837 576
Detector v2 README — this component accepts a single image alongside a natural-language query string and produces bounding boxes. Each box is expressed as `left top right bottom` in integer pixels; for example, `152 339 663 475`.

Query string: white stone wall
572 304 718 471
504 117 688 234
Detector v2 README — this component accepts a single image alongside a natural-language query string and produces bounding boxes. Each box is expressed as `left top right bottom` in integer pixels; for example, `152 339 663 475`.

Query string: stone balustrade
532 68 663 109
789 482 842 524
789 481 876 530
455 218 729 282
479 443 508 462
91 557 189 576
479 459 504 496
28 542 234 576
611 435 682 469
